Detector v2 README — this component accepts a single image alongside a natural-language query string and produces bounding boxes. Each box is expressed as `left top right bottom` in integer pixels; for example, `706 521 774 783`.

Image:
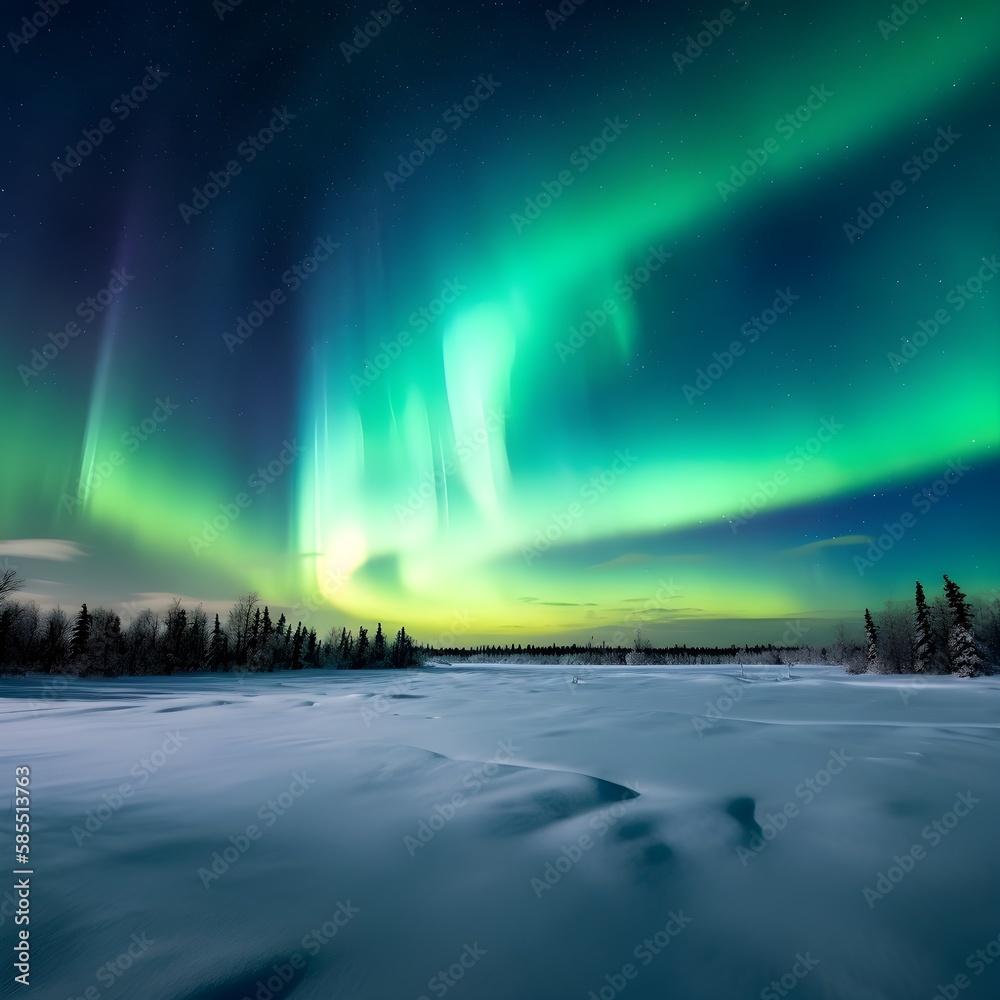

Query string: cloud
622 606 706 623
785 535 873 556
518 597 597 606
587 553 652 570
0 539 87 561
121 593 234 618
588 552 707 571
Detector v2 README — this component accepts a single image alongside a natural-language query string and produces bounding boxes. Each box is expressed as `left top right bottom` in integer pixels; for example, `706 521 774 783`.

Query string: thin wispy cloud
0 539 87 561
785 535 872 556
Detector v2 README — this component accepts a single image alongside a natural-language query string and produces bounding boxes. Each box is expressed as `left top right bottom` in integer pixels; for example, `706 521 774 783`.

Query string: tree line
1 567 995 676
853 575 999 676
436 639 800 666
0 575 418 676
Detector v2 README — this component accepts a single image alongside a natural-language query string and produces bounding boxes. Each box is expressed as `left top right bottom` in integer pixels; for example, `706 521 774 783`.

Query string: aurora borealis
2 0 998 645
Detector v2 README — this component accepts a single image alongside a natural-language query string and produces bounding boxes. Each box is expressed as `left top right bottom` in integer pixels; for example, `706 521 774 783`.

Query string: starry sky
1 0 998 646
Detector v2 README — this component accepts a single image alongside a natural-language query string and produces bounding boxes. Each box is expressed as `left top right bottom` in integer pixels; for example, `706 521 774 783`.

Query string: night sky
2 0 998 646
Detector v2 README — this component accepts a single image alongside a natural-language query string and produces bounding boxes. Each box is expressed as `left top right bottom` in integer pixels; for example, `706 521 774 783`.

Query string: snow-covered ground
2 663 999 999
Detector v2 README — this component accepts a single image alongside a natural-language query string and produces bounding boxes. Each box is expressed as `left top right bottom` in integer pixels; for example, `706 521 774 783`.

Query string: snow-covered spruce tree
863 608 879 671
943 575 981 677
913 581 936 673
928 594 954 671
972 594 1000 674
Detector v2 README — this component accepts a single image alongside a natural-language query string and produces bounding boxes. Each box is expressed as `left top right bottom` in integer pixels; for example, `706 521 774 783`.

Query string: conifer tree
913 581 936 673
943 575 973 630
337 626 353 666
943 575 980 676
353 626 369 668
248 607 261 658
70 604 91 660
391 626 414 667
372 622 386 665
209 614 226 669
864 608 879 670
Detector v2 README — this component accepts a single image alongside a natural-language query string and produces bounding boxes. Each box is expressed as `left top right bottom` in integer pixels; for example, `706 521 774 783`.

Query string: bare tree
40 607 71 671
831 619 865 673
226 592 260 666
0 566 25 603
876 600 914 674
124 609 160 675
